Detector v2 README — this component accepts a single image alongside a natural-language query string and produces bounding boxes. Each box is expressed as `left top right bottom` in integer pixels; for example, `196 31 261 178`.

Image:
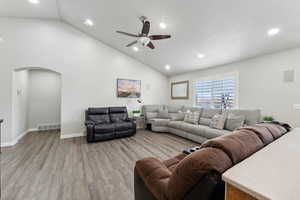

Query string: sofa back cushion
158 108 169 119
199 118 211 126
166 105 183 113
143 105 164 121
109 107 128 122
223 109 261 125
201 109 221 118
183 106 203 113
225 114 245 131
184 112 201 125
199 109 221 126
86 108 110 124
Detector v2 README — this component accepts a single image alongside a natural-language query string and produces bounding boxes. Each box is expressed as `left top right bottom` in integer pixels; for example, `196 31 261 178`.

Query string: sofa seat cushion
202 126 231 139
168 121 203 135
114 122 133 131
168 121 230 139
151 119 171 127
94 124 115 133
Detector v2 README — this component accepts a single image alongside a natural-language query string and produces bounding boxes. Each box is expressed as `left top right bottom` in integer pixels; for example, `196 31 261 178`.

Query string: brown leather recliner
134 123 289 200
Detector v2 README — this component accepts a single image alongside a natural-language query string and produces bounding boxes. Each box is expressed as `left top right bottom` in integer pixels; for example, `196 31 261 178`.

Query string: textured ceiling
1 0 300 75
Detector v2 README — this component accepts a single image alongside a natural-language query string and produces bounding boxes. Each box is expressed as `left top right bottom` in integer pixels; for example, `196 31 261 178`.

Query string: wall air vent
283 70 295 82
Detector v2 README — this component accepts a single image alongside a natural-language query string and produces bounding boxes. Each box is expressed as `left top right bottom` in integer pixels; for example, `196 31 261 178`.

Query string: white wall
169 48 300 127
27 69 61 129
12 70 29 140
0 18 169 145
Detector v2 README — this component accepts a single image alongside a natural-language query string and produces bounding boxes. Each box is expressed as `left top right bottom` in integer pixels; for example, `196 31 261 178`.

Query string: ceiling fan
116 16 171 49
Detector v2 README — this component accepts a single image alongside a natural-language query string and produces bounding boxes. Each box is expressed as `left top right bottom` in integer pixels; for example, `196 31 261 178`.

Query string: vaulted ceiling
1 0 300 75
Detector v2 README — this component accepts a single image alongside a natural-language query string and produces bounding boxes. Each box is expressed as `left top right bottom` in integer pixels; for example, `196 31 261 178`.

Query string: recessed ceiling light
197 53 206 59
28 0 39 4
84 19 94 27
159 22 167 29
165 65 171 70
133 46 139 52
268 28 280 36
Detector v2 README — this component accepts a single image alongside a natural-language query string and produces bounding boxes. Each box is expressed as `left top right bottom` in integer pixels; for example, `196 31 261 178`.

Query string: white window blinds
195 77 236 109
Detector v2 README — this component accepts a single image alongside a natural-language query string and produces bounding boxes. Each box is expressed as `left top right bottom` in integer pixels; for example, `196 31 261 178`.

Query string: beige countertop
223 128 300 200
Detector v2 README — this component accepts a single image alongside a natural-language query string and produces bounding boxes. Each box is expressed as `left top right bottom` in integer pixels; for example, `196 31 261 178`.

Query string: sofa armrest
135 158 171 200
85 124 94 143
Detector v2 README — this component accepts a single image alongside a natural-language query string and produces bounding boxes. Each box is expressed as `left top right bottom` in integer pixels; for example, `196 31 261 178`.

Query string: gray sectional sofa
142 105 261 143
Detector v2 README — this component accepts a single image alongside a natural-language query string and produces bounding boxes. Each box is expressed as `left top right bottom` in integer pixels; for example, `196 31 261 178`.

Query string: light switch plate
293 104 300 110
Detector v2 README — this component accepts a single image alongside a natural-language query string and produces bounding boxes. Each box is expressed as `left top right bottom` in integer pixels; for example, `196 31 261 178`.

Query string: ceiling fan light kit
116 16 171 50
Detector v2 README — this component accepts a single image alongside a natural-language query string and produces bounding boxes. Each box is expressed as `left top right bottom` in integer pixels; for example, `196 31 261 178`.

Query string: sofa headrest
142 105 164 112
223 109 261 125
201 123 287 165
182 106 203 113
201 130 264 164
109 107 127 114
201 109 221 118
88 107 109 115
166 105 183 113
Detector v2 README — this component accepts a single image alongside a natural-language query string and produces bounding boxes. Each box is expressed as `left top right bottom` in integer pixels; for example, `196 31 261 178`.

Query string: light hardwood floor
1 130 197 200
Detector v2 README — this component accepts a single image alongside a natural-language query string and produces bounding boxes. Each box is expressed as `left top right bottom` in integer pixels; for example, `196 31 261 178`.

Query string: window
195 76 237 109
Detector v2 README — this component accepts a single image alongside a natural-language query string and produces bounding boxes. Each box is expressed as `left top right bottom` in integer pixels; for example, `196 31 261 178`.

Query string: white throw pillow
210 114 227 130
170 112 185 121
184 112 201 125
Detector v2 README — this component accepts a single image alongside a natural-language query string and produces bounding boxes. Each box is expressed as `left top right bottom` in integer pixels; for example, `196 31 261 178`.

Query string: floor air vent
37 124 61 131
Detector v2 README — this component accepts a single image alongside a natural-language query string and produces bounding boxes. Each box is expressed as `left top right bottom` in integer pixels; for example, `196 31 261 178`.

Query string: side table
132 116 146 130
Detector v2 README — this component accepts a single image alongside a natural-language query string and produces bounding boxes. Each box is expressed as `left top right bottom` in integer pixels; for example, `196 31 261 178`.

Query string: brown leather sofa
134 123 289 200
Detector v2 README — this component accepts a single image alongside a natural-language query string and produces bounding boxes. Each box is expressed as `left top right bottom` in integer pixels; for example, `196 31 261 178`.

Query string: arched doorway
12 67 62 143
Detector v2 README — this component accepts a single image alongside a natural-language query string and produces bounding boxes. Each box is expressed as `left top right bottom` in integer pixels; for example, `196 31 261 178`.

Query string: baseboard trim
27 128 39 133
60 132 85 139
1 128 39 147
2 130 85 146
1 141 18 147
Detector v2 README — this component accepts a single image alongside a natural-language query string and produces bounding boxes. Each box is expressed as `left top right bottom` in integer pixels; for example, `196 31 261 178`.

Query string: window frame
193 72 239 109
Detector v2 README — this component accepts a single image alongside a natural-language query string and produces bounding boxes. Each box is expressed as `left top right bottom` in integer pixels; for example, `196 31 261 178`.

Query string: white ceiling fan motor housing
138 37 151 46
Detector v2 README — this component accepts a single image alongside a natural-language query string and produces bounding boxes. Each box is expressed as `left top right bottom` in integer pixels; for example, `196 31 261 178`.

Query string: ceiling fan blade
126 40 138 47
142 20 150 35
147 42 155 49
116 31 139 37
149 35 171 40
